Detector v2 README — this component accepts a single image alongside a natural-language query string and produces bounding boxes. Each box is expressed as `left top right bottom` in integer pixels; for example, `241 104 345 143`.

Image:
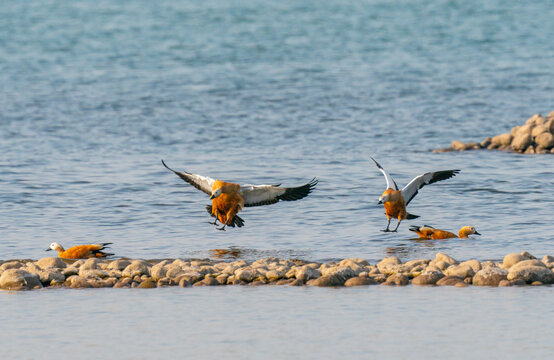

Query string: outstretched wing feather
370 157 398 190
161 160 215 195
402 170 460 205
242 178 317 207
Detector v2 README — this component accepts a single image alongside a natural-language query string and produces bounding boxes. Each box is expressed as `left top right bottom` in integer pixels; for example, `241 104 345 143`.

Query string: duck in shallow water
409 225 481 239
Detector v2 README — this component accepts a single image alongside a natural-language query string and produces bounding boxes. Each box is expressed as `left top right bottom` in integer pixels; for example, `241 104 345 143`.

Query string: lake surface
1 0 553 358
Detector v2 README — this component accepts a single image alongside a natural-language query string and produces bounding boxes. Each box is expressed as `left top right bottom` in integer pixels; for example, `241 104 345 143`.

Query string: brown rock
137 279 157 288
307 275 345 287
36 257 67 269
179 278 191 287
436 276 465 286
70 276 92 289
276 278 295 285
535 132 554 149
0 269 43 290
344 277 378 286
492 133 513 146
412 271 444 285
526 114 545 127
382 274 409 286
511 133 532 151
480 137 492 148
377 257 402 274
531 281 543 286
451 140 467 151
473 267 508 286
0 261 23 271
122 260 151 277
289 278 304 286
508 262 554 284
498 280 512 287
113 277 132 288
107 259 131 271
511 279 527 286
524 145 536 154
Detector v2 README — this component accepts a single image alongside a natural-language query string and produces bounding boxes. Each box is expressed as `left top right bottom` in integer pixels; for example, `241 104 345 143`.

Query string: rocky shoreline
434 111 554 154
1 251 553 290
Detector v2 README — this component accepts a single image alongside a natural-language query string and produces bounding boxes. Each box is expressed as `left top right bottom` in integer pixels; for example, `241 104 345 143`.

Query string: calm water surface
1 0 553 358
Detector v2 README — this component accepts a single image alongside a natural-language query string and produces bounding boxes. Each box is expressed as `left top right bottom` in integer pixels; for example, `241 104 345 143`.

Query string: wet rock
455 282 469 287
377 257 402 274
412 270 444 285
165 264 185 279
150 261 169 281
265 270 284 282
289 278 304 286
177 272 203 284
79 269 109 279
510 279 527 286
435 253 458 265
216 274 228 285
121 260 151 277
511 133 532 152
492 133 513 146
107 259 131 271
498 280 512 287
531 281 543 286
113 277 133 288
444 264 475 278
36 257 67 269
382 274 409 286
38 269 66 285
137 279 156 288
541 255 554 269
507 261 554 284
526 114 545 127
480 137 492 148
321 266 357 282
451 140 467 151
502 253 532 269
0 269 43 290
428 260 451 271
344 276 378 286
459 260 482 273
179 278 191 287
69 276 92 289
273 278 293 285
0 261 23 271
80 258 103 270
62 267 79 277
535 132 554 149
307 275 345 287
473 267 508 286
436 276 465 286
234 268 257 282
295 266 322 281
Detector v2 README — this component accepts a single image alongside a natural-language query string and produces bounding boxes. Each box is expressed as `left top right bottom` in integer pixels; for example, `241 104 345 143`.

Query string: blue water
1 0 553 357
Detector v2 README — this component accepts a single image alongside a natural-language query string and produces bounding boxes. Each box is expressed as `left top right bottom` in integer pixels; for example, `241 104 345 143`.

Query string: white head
378 194 391 204
210 188 222 200
46 242 64 252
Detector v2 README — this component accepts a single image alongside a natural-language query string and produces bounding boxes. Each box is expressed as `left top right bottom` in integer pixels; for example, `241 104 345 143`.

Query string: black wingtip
101 242 113 247
370 156 383 169
161 159 175 172
409 225 420 232
406 213 420 219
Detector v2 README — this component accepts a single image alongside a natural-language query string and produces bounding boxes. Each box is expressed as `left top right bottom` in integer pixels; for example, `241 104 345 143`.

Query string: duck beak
209 194 215 200
377 199 383 205
474 231 481 235
45 248 52 251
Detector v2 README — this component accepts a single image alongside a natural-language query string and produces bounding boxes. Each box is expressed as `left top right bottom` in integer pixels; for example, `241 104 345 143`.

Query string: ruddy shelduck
409 225 481 239
371 157 460 232
162 160 317 231
46 242 113 259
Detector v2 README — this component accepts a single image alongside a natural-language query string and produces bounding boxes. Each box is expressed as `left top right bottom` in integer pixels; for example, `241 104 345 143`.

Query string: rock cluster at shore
434 111 554 154
1 251 553 290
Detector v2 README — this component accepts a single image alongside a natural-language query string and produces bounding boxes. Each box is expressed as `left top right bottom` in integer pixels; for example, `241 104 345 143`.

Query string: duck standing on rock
409 225 481 239
162 160 317 231
46 242 114 259
371 157 460 232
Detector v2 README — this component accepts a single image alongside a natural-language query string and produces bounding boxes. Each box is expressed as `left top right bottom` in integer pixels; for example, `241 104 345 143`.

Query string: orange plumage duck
46 242 113 259
409 225 481 239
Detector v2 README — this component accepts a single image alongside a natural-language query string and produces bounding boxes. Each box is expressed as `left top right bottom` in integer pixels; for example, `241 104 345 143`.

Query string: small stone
234 268 256 282
276 278 295 285
70 276 92 289
121 260 151 277
307 275 345 287
36 257 67 269
344 277 378 286
137 279 157 288
503 253 529 269
541 255 554 269
435 253 458 265
524 145 535 154
289 278 304 286
511 279 526 286
0 261 23 271
498 280 512 287
412 270 444 285
507 261 554 284
38 269 65 285
491 133 513 146
451 140 467 151
531 281 543 286
436 276 465 286
473 267 508 286
150 261 170 281
377 257 402 274
535 132 554 149
526 114 544 127
444 264 475 278
480 137 492 148
113 277 132 288
382 274 409 286
455 282 469 287
265 270 284 282
107 259 131 271
179 278 191 287
80 258 103 270
511 133 532 151
459 260 482 272
0 269 43 290
295 266 322 281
